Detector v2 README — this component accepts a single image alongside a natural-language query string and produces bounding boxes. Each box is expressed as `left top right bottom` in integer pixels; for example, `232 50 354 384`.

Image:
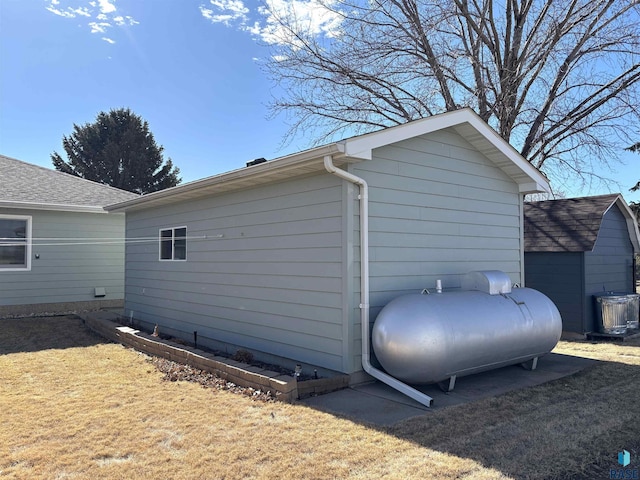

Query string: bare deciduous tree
629 142 640 193
261 0 640 186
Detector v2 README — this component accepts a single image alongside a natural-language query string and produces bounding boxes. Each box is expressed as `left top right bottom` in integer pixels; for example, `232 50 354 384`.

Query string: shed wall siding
349 128 523 368
0 208 126 306
584 205 635 331
124 174 347 372
524 252 584 333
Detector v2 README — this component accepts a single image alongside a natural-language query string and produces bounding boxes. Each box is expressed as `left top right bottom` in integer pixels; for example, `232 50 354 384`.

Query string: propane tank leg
438 375 456 392
520 357 539 371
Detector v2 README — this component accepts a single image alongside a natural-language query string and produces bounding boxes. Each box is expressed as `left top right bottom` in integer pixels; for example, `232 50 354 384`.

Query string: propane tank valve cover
461 270 512 295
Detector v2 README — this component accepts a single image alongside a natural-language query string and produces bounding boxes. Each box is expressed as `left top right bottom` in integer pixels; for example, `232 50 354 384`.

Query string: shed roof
0 154 138 213
107 108 550 213
524 194 640 253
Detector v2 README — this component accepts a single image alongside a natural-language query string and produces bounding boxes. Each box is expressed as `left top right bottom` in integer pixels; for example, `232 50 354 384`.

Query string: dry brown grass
391 337 640 479
1 316 639 479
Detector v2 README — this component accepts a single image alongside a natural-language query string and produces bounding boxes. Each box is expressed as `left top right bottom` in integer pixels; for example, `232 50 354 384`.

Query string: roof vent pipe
323 155 433 408
246 158 267 167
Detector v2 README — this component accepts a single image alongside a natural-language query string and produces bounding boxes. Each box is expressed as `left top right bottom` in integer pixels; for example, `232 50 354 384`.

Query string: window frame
158 226 187 261
0 214 32 272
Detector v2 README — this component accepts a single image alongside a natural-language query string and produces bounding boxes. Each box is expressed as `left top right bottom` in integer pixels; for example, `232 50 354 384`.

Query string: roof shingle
0 154 138 209
524 194 621 252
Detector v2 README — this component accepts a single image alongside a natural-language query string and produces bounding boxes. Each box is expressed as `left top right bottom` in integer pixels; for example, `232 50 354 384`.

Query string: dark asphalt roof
524 194 621 252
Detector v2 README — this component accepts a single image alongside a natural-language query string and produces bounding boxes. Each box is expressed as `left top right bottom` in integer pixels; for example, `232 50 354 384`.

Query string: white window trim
159 226 187 261
0 214 32 272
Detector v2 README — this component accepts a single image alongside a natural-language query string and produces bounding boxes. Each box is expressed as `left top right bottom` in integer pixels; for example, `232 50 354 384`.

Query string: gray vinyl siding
0 208 126 306
524 252 584 333
351 128 522 319
124 174 347 372
123 127 530 375
524 205 635 334
584 205 635 331
348 128 523 369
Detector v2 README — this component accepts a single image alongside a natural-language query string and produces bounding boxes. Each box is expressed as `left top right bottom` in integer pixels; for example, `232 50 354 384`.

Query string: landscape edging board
79 311 349 402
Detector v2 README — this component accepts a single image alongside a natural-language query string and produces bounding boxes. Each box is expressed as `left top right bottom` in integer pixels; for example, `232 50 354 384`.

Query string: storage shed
107 108 550 382
0 154 138 317
524 194 640 335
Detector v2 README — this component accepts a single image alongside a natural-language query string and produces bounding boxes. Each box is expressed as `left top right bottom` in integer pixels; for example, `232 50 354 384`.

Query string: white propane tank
371 271 562 387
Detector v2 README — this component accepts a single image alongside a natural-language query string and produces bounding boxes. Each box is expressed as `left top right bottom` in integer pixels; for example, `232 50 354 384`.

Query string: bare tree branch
259 0 640 185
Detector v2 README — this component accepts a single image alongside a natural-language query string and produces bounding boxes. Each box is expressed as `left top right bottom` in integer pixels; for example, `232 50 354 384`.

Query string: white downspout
324 155 433 408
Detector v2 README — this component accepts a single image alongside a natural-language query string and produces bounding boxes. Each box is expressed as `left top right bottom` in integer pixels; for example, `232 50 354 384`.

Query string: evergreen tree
52 108 181 194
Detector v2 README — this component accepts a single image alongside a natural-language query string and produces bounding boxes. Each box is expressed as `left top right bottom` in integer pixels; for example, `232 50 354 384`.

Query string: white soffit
342 108 550 194
107 143 347 212
108 109 550 212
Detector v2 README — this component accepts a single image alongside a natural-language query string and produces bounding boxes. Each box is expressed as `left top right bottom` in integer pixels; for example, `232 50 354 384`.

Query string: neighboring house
524 194 640 334
0 154 138 317
107 108 550 382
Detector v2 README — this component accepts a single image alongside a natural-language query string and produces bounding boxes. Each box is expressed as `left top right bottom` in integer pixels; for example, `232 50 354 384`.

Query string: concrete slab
298 353 598 426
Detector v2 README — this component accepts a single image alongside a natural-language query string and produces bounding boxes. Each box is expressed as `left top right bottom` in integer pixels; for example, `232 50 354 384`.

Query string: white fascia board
518 182 551 194
106 143 346 213
342 108 550 193
0 201 107 214
610 195 640 253
342 109 476 159
465 115 551 193
106 109 552 212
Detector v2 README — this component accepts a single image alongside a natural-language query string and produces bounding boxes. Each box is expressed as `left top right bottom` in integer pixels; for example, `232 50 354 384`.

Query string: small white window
0 215 32 271
159 226 187 261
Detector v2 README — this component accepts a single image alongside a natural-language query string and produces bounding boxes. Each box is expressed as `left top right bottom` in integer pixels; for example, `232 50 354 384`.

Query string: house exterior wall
584 205 635 332
0 208 126 316
524 252 584 333
349 128 523 370
354 128 522 311
123 174 349 372
121 127 530 376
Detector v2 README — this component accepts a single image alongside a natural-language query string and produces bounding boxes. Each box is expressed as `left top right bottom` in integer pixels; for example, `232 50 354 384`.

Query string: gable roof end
342 108 550 194
524 194 640 253
107 108 550 213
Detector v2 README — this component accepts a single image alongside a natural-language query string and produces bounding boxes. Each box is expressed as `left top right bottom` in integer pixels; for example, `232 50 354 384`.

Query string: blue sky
1 0 639 203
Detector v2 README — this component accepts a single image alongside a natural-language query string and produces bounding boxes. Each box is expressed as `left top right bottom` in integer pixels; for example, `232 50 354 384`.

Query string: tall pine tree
52 108 181 194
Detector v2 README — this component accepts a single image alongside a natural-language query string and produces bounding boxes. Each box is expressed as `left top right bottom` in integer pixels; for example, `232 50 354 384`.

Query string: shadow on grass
0 315 109 354
582 336 640 349
6 315 637 479
380 360 640 479
300 348 640 479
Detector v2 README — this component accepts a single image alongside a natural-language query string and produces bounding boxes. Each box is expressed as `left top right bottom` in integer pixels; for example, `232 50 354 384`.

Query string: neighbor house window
0 215 31 271
159 226 187 261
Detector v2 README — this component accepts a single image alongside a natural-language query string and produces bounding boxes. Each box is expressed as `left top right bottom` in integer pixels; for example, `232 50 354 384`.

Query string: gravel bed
151 356 277 402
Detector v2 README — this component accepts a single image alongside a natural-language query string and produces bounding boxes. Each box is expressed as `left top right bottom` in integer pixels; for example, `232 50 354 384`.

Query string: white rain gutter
323 155 434 408
0 200 110 214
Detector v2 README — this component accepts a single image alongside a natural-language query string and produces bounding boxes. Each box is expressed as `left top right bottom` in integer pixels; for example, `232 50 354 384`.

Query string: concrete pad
298 353 597 426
